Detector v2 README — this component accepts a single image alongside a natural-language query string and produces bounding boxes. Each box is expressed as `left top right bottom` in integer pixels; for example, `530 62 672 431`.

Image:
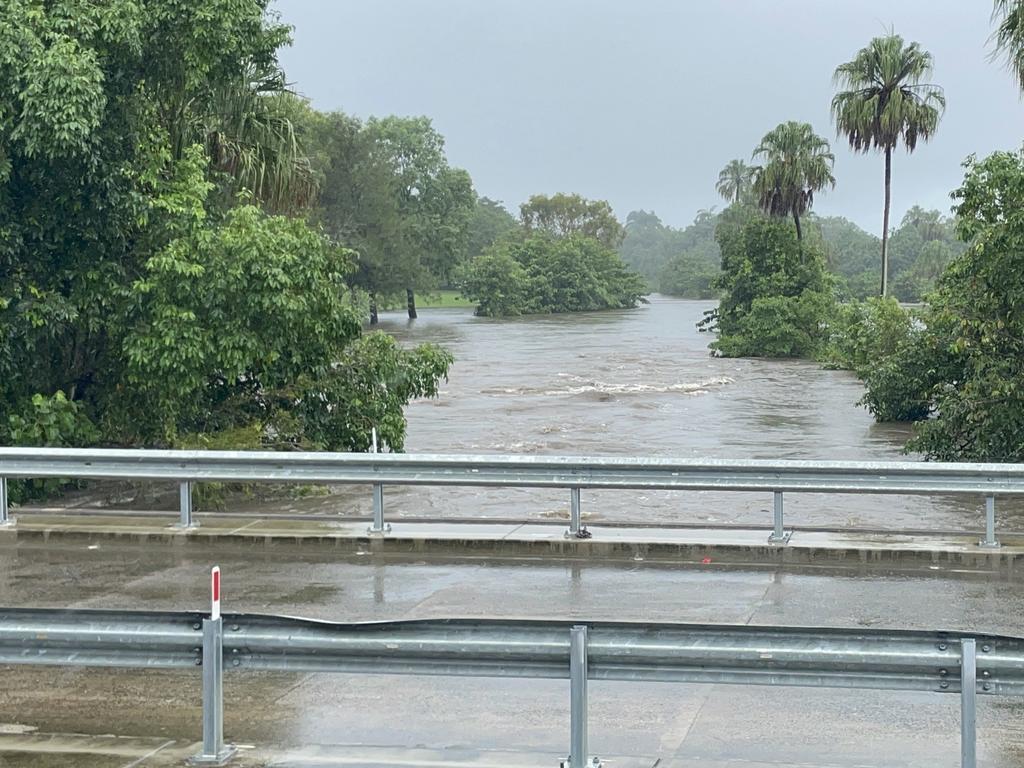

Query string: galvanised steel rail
2 447 1023 544
0 608 1016 768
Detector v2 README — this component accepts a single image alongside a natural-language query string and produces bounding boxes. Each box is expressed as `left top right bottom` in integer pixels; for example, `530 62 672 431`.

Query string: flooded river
273 296 1010 534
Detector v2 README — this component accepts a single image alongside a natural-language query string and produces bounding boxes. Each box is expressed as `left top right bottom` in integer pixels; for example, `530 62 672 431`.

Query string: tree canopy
0 0 451 457
459 234 646 317
709 207 834 358
716 159 755 205
519 193 625 248
859 150 1024 461
832 33 945 296
752 121 836 241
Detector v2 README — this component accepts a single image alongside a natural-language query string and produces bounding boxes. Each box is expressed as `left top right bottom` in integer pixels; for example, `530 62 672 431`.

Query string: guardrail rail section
2 448 1024 544
0 608 1018 768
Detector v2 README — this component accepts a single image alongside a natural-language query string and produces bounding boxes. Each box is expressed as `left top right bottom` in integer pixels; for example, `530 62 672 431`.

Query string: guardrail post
768 491 789 544
176 481 196 529
191 617 236 765
367 484 390 534
961 638 977 768
0 477 11 527
561 625 600 768
979 495 999 548
565 487 591 539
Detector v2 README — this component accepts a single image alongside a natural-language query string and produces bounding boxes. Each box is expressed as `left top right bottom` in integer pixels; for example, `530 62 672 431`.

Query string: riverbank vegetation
0 0 452 459
459 233 646 317
455 193 645 317
679 11 1024 463
4 0 1024 467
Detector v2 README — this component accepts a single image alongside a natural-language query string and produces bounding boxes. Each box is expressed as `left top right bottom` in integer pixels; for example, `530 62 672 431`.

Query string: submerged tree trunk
369 293 379 325
880 145 892 297
406 288 417 319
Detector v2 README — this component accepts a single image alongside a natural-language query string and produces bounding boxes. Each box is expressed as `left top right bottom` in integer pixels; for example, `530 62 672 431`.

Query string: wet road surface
1 539 1023 766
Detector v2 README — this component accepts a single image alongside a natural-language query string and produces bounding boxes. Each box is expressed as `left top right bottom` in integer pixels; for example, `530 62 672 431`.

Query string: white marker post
210 565 221 621
194 564 235 764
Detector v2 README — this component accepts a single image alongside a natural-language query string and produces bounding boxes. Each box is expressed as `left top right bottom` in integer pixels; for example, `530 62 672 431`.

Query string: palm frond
831 33 944 153
751 121 835 221
992 0 1024 90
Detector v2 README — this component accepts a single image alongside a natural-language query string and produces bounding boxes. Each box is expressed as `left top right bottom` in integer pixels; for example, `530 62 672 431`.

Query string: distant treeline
618 205 964 302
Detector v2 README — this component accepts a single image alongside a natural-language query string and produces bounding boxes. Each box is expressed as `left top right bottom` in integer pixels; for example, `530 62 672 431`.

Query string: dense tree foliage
618 209 720 296
519 193 625 248
459 234 646 317
302 110 475 319
0 0 451 455
752 122 836 241
857 150 1024 460
465 197 519 261
805 210 962 301
709 209 834 358
832 34 944 296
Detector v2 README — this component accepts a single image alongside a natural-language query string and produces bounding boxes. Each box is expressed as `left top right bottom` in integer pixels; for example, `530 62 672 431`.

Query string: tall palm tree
832 34 945 296
716 159 754 204
993 0 1024 89
751 121 835 242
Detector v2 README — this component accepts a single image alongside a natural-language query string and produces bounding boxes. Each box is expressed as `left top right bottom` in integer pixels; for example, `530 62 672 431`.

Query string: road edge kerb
2 521 1021 570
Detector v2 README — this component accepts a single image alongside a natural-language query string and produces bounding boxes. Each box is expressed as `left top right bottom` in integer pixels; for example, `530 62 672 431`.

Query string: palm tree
751 121 835 242
167 63 317 213
832 34 945 296
716 159 754 204
993 0 1024 89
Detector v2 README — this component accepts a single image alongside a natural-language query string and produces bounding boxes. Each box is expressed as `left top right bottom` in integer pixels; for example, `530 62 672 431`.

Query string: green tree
751 122 836 242
466 197 519 261
886 207 963 301
710 213 834 357
832 34 945 296
0 0 452 456
361 116 475 318
520 193 624 248
860 149 1024 460
716 159 755 204
619 208 726 294
459 235 645 317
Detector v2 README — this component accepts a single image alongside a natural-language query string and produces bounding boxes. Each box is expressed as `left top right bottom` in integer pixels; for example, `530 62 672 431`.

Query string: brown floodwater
277 296 1011 534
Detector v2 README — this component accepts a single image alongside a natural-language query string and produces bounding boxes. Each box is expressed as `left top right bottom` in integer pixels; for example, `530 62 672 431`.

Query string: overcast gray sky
273 0 1024 234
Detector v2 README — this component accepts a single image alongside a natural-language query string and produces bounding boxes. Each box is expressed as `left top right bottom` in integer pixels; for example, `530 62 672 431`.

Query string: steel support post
368 483 390 534
176 481 195 529
980 495 999 548
0 477 11 527
961 638 977 768
561 625 600 768
190 618 236 765
768 491 789 543
565 487 583 538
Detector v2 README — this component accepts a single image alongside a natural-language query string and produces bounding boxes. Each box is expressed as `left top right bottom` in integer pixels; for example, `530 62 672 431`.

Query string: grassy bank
409 290 475 309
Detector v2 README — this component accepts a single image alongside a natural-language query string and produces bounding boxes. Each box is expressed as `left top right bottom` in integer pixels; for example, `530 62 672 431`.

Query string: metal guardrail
2 448 1023 544
0 607 1015 767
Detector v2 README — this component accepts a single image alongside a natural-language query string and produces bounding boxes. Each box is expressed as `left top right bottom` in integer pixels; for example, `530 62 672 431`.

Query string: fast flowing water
272 296 1011 533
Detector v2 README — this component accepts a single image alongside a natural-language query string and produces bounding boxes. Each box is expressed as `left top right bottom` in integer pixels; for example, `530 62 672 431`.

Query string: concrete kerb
1 515 1023 570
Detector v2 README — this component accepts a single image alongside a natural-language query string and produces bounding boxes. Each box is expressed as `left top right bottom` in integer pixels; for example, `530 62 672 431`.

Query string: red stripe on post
211 565 221 620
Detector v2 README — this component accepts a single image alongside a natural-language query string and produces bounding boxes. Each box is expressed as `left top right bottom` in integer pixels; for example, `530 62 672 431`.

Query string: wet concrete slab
2 537 1024 766
3 514 1023 571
